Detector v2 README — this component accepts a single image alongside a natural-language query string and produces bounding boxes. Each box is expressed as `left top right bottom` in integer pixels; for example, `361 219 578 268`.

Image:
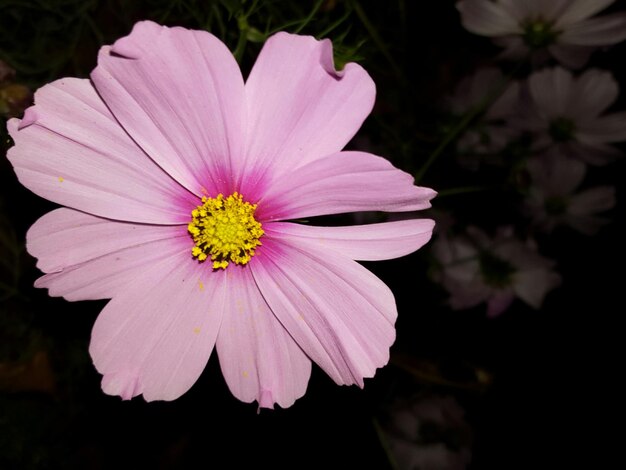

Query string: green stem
436 185 501 198
232 25 248 63
350 0 406 84
414 58 528 184
414 108 480 184
232 0 260 63
293 0 324 34
371 418 401 470
316 7 352 38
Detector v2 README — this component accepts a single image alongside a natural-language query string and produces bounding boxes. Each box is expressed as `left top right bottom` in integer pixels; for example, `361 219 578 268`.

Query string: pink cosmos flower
514 66 626 165
6 21 436 409
524 154 616 235
457 0 626 69
431 226 561 317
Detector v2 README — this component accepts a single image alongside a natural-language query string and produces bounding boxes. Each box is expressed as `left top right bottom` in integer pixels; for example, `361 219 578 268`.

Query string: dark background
1 1 624 468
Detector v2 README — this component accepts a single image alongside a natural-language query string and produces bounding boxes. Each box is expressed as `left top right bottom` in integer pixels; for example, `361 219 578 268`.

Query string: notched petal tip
270 31 347 79
101 370 142 400
17 107 39 130
109 39 141 60
109 46 140 60
420 187 439 201
319 38 345 79
409 186 438 211
257 389 275 413
109 20 164 59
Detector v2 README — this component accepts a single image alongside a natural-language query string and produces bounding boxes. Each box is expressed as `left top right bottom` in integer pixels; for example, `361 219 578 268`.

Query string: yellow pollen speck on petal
242 371 249 378
198 280 204 291
187 192 264 270
58 176 64 182
193 327 201 334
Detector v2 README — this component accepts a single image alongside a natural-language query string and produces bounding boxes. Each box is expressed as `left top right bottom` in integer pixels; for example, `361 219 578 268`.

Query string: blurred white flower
444 66 521 163
524 154 616 234
381 394 472 470
514 66 626 165
431 226 562 317
457 0 626 69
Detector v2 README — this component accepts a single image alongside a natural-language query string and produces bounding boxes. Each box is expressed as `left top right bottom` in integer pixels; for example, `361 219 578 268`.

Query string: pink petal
566 141 623 165
91 20 246 196
257 151 436 221
569 186 616 215
513 269 562 309
27 208 181 273
528 67 574 118
90 253 225 401
526 154 586 195
495 0 534 22
565 214 611 235
446 278 491 310
559 13 626 46
243 32 375 182
505 0 572 21
547 44 594 69
494 36 531 61
554 0 615 27
445 255 482 285
34 239 188 302
456 0 520 36
577 112 626 144
486 293 515 318
567 69 618 119
6 78 193 224
264 219 434 261
101 370 141 400
29 209 188 301
251 238 397 387
532 0 572 21
431 235 479 273
215 267 311 410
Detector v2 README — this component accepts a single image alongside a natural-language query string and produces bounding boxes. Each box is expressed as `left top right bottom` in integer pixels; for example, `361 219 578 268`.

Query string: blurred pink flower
381 394 472 470
444 66 521 162
6 21 436 408
524 154 616 234
514 66 626 165
431 226 561 317
457 0 626 68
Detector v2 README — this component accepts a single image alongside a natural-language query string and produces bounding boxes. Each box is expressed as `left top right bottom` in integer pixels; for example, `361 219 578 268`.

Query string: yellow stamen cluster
188 192 263 269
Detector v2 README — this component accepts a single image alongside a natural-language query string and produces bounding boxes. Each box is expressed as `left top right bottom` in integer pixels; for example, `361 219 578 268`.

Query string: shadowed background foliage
1 1 624 469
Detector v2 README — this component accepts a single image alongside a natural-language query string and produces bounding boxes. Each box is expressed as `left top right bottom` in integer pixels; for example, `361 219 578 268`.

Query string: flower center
479 250 515 288
521 19 559 49
187 192 264 270
544 196 568 215
549 117 576 142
